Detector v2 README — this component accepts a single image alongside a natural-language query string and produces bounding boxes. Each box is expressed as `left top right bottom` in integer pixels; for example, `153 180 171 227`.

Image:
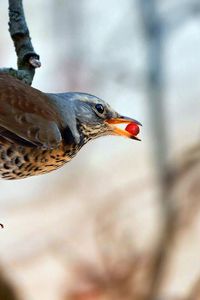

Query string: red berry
125 122 140 136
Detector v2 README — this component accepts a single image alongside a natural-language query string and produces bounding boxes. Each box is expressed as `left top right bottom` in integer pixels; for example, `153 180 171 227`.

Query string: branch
0 0 41 85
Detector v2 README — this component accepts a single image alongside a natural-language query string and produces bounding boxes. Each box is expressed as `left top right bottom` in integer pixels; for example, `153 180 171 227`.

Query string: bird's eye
95 104 104 114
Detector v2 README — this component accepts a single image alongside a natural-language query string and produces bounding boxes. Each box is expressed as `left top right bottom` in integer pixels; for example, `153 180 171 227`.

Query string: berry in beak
105 116 142 141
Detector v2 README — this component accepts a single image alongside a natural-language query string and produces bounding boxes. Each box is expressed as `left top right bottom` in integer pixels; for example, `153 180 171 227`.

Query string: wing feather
0 74 62 148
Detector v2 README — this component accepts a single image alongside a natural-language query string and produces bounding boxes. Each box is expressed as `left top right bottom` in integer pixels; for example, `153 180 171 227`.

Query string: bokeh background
0 0 200 299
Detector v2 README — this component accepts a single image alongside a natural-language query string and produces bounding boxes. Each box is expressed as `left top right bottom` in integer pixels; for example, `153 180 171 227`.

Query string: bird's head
68 93 142 144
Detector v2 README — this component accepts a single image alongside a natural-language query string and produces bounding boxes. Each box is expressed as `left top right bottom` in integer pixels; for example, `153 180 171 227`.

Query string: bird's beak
105 116 142 141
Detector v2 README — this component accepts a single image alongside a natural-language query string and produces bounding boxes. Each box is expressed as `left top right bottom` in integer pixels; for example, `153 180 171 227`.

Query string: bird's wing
0 74 62 148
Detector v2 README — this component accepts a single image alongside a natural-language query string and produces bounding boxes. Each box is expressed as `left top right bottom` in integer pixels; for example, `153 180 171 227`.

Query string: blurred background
0 0 200 299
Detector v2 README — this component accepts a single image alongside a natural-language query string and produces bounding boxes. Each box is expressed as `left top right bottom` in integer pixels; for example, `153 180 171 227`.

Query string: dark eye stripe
95 104 104 114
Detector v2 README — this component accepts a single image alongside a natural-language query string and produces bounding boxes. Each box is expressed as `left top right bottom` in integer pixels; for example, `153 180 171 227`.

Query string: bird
0 73 141 180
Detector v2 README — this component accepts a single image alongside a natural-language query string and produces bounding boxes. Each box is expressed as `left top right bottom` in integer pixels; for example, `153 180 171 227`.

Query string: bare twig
0 0 41 85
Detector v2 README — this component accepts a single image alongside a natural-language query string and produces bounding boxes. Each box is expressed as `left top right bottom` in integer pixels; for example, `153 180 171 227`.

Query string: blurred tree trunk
138 0 175 298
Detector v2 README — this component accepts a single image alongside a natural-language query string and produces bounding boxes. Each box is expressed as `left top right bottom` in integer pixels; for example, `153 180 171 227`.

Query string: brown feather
0 74 63 148
0 73 58 121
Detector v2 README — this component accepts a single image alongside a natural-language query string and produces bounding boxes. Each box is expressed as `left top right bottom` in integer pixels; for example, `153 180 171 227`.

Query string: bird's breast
0 138 79 179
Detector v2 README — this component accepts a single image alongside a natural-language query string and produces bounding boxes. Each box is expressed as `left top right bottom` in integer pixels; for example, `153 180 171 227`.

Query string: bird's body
0 73 141 180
